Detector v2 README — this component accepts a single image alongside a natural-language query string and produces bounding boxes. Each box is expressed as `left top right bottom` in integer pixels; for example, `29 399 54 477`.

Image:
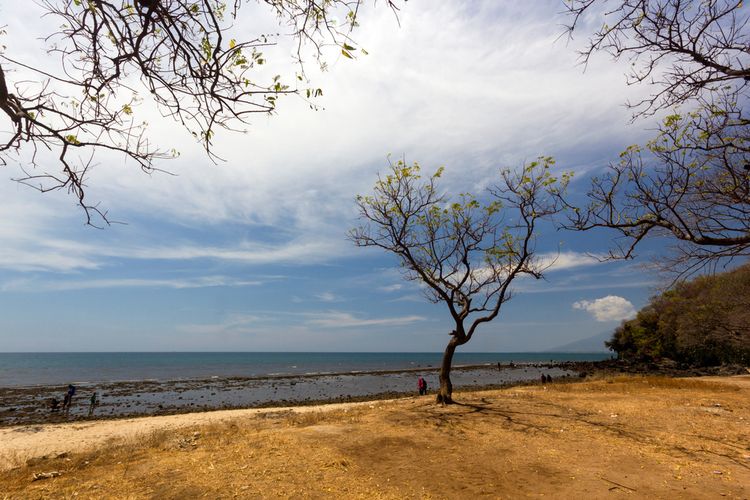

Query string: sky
0 1 675 352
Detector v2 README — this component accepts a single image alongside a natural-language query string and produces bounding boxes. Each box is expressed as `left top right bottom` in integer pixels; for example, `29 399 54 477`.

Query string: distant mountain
551 331 613 353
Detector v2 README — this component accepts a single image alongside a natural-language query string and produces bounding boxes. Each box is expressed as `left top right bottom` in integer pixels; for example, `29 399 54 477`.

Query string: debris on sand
31 471 61 481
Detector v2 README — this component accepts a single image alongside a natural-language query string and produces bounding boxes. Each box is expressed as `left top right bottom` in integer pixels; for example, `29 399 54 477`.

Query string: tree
563 0 750 278
607 262 750 365
350 158 567 403
0 0 398 225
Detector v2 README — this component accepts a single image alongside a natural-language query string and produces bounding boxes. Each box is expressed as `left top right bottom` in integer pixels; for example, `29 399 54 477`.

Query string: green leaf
64 134 81 145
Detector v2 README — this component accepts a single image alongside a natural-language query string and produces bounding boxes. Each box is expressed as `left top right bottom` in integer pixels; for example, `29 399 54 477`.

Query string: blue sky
0 1 672 352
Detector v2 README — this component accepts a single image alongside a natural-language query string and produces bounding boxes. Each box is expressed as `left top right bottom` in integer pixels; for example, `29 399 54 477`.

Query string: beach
1 374 748 498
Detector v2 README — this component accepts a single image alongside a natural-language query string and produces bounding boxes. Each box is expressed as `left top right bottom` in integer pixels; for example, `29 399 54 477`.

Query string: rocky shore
0 362 575 427
4 358 745 427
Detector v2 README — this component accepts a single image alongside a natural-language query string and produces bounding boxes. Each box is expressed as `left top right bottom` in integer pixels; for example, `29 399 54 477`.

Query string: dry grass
548 374 742 392
2 375 749 499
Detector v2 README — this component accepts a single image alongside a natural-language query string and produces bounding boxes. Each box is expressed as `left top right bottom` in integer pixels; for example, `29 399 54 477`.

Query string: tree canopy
350 158 568 403
564 0 750 278
0 0 398 225
607 262 750 366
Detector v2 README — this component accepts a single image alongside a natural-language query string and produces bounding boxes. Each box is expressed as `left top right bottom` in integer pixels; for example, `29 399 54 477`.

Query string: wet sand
0 363 575 426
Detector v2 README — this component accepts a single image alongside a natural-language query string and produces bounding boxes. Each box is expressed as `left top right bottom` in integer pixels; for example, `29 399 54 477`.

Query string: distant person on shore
88 392 98 417
417 377 427 396
49 397 60 413
63 384 76 415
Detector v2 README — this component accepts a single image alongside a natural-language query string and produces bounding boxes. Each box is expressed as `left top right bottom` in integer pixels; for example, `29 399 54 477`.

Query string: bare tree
566 101 750 279
563 0 750 277
0 0 398 225
565 0 750 116
350 158 567 403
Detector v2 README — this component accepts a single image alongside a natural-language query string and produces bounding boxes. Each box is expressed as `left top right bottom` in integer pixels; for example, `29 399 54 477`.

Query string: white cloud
0 276 262 292
378 284 403 292
177 313 266 335
315 292 339 302
434 251 604 290
176 310 426 336
118 239 349 265
573 295 637 322
304 311 426 328
537 251 604 271
0 201 347 272
0 1 661 281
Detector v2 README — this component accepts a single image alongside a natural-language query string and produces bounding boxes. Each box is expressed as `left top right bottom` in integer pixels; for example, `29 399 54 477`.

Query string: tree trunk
436 338 459 404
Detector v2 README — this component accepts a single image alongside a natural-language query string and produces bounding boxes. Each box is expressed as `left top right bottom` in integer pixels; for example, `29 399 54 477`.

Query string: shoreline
0 361 560 390
0 362 579 428
3 359 745 428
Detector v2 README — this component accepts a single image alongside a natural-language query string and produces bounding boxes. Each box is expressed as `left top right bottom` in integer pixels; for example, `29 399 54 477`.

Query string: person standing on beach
417 377 426 396
88 392 98 417
63 384 76 415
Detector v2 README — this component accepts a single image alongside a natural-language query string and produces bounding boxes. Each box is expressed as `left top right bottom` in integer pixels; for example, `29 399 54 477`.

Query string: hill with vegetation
607 264 750 367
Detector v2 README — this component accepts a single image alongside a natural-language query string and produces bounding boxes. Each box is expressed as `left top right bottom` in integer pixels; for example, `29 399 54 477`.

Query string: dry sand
1 374 749 499
0 401 378 468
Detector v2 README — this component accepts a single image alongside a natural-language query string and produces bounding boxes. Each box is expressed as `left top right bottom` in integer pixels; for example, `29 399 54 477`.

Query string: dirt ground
1 375 748 499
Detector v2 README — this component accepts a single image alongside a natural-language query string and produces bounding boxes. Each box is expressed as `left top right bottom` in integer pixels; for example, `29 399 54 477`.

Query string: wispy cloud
314 292 340 302
304 311 426 328
0 1 657 276
378 284 403 292
177 313 266 335
0 221 346 273
0 276 263 292
520 280 657 294
537 251 604 271
0 2 662 352
116 240 347 265
176 309 426 336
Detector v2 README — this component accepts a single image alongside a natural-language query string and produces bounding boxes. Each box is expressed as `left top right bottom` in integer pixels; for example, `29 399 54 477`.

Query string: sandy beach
1 374 748 498
0 400 379 468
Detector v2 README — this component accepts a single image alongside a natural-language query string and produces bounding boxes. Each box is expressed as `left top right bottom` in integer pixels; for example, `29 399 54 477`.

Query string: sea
0 352 611 388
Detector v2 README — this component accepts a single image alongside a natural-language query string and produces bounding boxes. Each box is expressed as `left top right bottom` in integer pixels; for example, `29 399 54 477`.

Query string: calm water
0 352 611 387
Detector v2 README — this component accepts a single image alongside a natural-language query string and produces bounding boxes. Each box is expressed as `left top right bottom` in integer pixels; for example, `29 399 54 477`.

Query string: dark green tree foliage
608 263 750 365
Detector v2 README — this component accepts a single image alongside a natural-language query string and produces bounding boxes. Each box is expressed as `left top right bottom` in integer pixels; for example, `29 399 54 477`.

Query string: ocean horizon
0 352 611 388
